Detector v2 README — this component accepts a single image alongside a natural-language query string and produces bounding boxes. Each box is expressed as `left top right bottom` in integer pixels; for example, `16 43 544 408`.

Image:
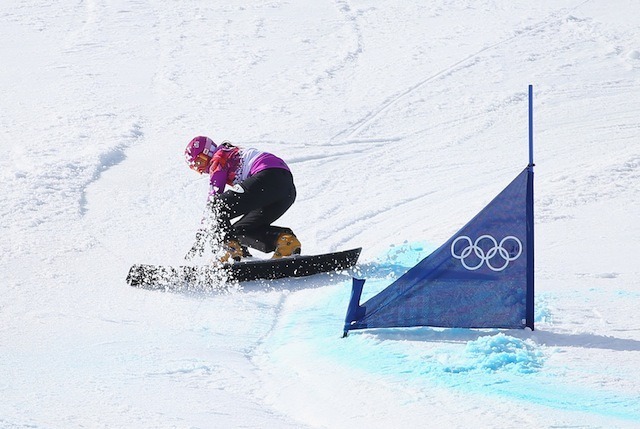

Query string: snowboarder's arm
209 168 228 195
208 147 237 195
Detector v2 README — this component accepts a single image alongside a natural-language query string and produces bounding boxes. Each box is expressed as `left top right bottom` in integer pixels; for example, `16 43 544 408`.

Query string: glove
185 228 209 260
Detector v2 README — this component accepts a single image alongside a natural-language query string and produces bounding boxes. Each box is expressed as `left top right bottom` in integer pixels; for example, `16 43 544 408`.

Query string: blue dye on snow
442 333 544 374
353 241 436 280
534 292 553 323
264 242 640 423
381 241 435 267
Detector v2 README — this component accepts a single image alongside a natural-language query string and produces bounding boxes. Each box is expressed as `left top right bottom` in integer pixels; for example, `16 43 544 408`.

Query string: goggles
190 153 211 174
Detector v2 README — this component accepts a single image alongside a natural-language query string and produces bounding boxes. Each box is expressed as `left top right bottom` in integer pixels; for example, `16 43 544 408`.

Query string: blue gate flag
344 166 535 335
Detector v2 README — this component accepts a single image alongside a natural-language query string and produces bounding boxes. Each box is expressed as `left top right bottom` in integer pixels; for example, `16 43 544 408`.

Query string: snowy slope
2 0 640 428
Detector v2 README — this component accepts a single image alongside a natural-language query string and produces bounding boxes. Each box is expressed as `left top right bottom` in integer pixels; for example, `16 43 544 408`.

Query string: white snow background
2 1 640 428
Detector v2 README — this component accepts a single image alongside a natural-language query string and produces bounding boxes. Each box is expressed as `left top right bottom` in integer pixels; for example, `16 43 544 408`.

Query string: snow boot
219 239 244 263
272 233 301 259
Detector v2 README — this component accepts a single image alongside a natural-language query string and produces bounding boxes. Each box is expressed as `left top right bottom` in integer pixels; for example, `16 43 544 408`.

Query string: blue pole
343 278 366 337
528 85 534 167
526 85 535 330
529 85 534 167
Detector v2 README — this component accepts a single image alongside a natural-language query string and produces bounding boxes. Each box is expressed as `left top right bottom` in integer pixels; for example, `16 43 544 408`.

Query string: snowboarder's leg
232 199 298 253
215 168 299 254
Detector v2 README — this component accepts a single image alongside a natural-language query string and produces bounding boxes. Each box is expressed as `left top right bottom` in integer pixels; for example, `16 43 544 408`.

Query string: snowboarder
184 136 301 262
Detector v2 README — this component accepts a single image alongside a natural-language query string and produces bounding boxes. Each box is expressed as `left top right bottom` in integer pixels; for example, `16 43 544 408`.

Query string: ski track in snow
328 0 592 145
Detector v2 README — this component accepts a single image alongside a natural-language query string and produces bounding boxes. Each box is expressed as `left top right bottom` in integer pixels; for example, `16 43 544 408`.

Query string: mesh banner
344 167 534 334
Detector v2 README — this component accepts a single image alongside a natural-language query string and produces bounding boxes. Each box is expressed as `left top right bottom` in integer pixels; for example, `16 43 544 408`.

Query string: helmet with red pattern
185 136 216 174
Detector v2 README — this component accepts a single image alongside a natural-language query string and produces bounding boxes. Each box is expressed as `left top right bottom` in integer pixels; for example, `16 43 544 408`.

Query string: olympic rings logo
451 235 523 272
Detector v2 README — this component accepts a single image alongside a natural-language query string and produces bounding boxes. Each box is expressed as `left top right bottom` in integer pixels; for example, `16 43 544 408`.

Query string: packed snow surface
2 1 640 428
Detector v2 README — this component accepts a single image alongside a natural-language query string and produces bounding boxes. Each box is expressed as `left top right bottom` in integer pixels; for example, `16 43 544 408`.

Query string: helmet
185 136 216 174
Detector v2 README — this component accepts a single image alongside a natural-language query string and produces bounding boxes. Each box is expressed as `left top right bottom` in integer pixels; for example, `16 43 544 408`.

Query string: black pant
215 168 296 253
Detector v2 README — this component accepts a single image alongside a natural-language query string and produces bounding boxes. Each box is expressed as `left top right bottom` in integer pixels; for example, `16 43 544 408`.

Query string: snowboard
126 247 362 290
